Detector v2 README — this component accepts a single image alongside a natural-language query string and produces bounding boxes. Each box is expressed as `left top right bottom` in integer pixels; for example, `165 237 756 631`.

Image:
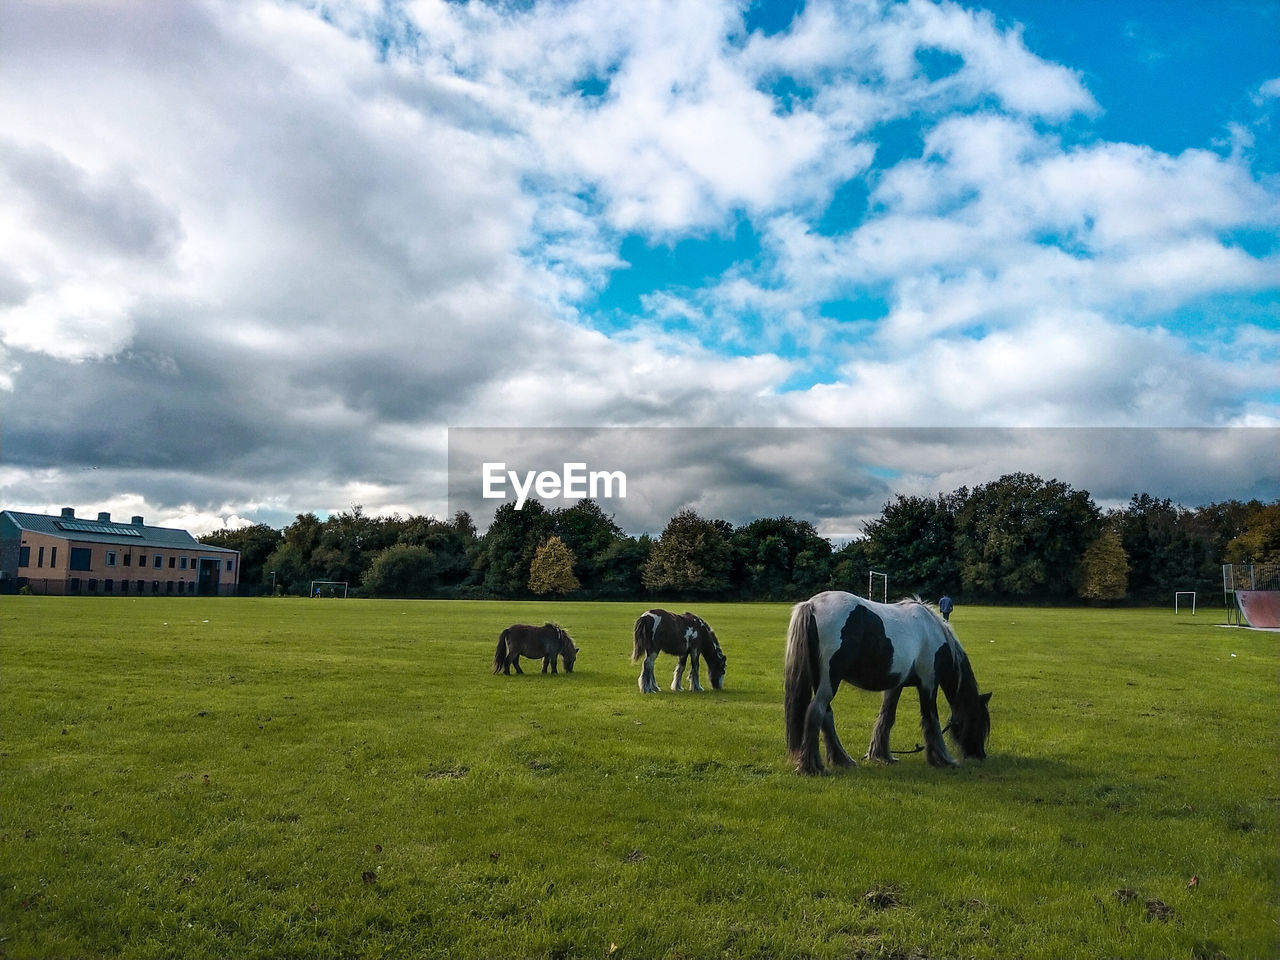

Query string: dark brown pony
493 623 579 675
631 609 726 693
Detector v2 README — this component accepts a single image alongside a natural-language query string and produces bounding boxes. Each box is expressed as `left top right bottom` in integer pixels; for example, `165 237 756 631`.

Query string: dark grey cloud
4 350 288 472
0 140 182 260
448 427 1279 537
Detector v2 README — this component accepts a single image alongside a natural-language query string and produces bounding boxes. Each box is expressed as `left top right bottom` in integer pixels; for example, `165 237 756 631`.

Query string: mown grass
1 597 1275 959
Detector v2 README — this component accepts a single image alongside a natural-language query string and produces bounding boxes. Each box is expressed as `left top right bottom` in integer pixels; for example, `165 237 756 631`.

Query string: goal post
868 570 888 604
1174 591 1196 615
309 580 349 598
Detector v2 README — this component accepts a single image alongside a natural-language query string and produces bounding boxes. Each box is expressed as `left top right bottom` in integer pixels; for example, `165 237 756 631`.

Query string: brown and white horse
631 610 726 693
493 623 579 675
784 591 990 774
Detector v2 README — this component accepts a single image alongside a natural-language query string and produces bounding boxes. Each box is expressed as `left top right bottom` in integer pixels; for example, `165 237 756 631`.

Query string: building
0 508 240 596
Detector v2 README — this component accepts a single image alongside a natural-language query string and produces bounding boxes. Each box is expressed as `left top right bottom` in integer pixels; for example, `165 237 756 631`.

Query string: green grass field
2 597 1276 960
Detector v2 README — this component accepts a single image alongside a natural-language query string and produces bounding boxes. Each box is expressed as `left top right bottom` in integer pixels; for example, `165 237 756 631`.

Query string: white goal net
309 580 349 598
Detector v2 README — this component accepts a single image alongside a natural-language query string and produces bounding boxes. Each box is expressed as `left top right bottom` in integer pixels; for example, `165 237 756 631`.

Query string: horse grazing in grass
493 623 579 675
784 591 991 775
632 610 726 693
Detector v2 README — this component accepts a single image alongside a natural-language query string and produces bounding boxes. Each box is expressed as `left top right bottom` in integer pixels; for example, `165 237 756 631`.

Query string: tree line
200 473 1279 605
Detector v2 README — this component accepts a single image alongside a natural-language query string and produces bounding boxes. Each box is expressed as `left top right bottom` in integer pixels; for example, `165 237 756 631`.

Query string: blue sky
580 0 1278 381
0 0 1276 534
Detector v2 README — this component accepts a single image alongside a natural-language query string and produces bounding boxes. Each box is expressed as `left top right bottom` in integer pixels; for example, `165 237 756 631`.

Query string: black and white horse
784 591 991 775
632 610 726 693
493 623 579 675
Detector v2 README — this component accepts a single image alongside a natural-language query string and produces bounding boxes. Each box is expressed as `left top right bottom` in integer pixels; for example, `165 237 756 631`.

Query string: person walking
939 593 954 621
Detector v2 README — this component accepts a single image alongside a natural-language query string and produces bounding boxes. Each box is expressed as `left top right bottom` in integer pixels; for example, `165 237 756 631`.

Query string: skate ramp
1236 591 1280 629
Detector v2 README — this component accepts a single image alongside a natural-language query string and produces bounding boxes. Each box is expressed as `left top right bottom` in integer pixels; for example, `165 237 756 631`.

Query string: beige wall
16 532 66 574
15 534 239 595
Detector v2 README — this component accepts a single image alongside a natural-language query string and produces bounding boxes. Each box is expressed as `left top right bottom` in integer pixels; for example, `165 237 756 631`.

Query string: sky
1 0 1277 539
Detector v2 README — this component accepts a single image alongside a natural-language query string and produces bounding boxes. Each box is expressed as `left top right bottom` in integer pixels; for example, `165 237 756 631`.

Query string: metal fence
1222 563 1280 625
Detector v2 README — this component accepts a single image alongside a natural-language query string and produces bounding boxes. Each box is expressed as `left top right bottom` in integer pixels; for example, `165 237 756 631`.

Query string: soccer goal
1174 591 1196 615
309 580 349 598
868 570 888 604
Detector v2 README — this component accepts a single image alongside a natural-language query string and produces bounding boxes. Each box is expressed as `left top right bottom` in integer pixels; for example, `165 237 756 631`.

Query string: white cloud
0 0 1274 530
1255 76 1280 102
0 282 136 362
898 0 1097 118
452 321 796 428
782 314 1261 428
732 110 1277 354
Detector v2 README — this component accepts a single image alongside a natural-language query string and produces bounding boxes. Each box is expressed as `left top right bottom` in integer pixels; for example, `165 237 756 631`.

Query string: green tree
730 516 833 599
314 505 400 586
953 473 1100 600
1224 501 1280 565
642 508 733 596
260 541 312 596
262 513 324 594
362 544 438 598
528 536 580 595
1116 494 1226 603
199 522 282 594
595 534 652 598
862 494 958 597
552 499 625 593
478 500 553 596
394 513 478 589
1079 526 1130 601
828 538 872 593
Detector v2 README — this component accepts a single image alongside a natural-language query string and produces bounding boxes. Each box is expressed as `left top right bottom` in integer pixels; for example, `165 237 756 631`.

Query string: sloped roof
1 510 238 554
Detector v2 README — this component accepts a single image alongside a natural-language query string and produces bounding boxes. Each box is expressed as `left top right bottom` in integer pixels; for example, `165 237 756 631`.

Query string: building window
121 580 130 594
169 556 176 569
123 553 132 567
180 557 188 570
50 546 57 566
105 579 114 593
153 555 163 569
226 560 234 572
70 578 81 593
18 546 30 568
37 546 45 568
106 551 117 567
136 580 145 593
70 547 92 571
152 581 160 594
88 578 98 593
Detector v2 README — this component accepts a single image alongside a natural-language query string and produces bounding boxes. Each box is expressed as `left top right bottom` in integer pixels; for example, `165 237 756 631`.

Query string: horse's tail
493 630 509 674
631 614 653 663
783 600 818 757
629 611 660 665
